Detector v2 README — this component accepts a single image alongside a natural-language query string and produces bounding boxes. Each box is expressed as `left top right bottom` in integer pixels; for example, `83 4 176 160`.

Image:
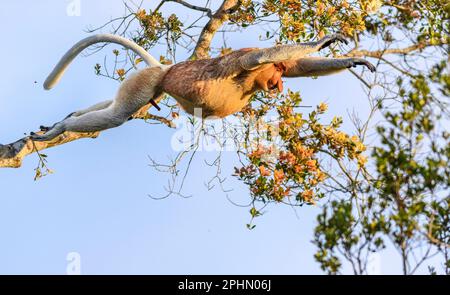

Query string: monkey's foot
30 124 65 142
318 34 348 50
29 132 48 142
30 133 58 142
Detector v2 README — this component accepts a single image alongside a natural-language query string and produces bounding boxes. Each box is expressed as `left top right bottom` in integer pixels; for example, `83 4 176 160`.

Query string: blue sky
0 0 435 274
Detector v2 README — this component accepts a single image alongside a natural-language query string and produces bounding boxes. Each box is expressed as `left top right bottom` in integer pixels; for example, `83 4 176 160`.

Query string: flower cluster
234 91 367 211
258 0 379 41
135 10 182 43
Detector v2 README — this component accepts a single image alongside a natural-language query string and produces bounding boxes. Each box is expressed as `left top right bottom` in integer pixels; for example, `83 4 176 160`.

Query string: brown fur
160 49 285 118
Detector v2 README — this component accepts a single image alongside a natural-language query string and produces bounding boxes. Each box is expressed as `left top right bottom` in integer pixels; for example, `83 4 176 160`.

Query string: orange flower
316 170 327 182
318 30 325 39
259 165 271 177
305 159 317 171
341 0 350 9
116 68 125 77
135 9 147 20
302 190 315 204
316 1 325 16
279 151 296 165
318 102 328 113
364 0 382 14
294 165 303 174
335 131 347 143
249 146 267 160
273 169 285 183
294 143 313 159
326 7 336 15
309 178 318 186
357 155 368 167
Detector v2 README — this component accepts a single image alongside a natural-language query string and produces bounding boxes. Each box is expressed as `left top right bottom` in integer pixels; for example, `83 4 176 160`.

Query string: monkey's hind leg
30 121 67 141
31 106 126 142
31 66 167 141
69 100 113 117
38 100 114 134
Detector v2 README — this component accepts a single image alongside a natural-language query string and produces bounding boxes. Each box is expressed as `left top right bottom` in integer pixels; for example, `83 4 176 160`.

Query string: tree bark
0 0 242 168
190 0 240 60
0 100 163 168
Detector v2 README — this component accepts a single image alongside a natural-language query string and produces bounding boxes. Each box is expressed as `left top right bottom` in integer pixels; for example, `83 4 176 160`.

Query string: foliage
79 0 450 274
234 90 366 227
315 73 450 274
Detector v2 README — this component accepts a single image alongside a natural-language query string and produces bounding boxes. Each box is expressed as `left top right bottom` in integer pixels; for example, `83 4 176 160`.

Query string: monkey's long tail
44 34 165 90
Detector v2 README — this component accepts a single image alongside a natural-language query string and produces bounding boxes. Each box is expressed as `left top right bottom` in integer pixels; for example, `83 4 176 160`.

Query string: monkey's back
160 50 258 118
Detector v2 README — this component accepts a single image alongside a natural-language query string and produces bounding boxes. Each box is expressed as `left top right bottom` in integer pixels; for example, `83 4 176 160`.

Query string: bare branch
167 0 212 17
190 0 241 60
0 131 100 168
346 40 447 59
143 113 176 128
154 0 166 13
0 99 164 168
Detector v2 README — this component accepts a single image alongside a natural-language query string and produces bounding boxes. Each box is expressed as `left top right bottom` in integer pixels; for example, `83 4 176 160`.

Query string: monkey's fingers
333 34 348 45
30 132 50 142
318 34 348 50
353 59 376 72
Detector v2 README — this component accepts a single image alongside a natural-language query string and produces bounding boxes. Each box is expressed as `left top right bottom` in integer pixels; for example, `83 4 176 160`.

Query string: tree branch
0 131 100 168
0 0 241 168
190 0 241 60
0 99 168 168
346 40 447 59
167 0 212 17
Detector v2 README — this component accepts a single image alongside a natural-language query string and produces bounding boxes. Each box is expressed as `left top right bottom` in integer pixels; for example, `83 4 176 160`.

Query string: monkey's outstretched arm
238 34 348 70
44 34 166 90
282 57 376 77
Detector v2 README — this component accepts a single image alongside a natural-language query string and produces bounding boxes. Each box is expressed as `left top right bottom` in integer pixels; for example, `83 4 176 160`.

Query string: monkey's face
255 63 285 92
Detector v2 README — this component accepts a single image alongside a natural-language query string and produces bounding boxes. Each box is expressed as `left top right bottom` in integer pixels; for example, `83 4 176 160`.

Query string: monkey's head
254 63 286 92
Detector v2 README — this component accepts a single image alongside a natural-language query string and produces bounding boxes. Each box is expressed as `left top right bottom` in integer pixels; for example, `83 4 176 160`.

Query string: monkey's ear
276 62 287 72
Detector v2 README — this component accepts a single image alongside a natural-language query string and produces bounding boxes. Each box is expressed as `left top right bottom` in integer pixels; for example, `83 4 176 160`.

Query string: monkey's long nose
277 80 283 92
269 80 283 92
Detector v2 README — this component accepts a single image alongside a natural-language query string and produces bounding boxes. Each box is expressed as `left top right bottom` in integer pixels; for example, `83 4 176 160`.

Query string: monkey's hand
317 34 348 51
349 58 376 72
